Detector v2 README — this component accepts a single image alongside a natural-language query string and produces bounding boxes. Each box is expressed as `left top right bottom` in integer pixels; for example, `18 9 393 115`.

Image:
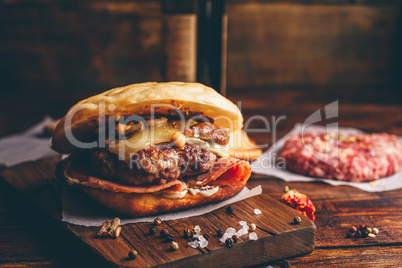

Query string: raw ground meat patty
279 132 402 182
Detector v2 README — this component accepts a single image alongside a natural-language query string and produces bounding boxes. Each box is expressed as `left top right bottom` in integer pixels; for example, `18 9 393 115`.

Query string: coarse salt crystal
236 221 249 236
249 232 258 240
254 209 262 215
194 225 201 233
220 233 232 243
239 221 247 226
225 227 236 235
196 235 208 248
199 240 208 248
188 241 199 248
199 238 208 248
236 227 248 237
219 228 236 243
188 235 209 249
197 235 206 243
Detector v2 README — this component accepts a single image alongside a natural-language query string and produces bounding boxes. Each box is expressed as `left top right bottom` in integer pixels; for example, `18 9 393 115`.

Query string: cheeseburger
52 82 252 216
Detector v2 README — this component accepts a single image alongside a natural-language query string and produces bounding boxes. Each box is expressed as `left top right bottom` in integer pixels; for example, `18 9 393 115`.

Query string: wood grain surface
0 88 401 267
0 0 400 95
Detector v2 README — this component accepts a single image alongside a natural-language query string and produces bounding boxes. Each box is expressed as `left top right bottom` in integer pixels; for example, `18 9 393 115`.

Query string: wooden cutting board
0 157 316 267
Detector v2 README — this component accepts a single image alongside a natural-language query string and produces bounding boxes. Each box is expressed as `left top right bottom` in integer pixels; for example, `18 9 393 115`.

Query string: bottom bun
81 183 246 216
56 159 250 217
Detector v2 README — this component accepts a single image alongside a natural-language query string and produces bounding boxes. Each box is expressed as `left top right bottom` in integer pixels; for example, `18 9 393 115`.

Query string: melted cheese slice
108 120 229 162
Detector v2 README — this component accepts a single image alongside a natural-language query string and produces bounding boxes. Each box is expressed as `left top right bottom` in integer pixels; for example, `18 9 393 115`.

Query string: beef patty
184 122 229 145
91 143 217 186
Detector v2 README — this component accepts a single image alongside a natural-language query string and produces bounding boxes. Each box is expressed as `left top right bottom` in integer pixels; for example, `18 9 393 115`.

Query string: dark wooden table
0 88 401 267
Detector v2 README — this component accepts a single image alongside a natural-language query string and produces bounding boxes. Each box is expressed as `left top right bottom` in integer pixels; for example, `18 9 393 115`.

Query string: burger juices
52 82 251 216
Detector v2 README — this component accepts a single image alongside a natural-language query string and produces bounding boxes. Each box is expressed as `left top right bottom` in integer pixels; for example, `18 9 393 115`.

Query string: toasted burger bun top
52 82 243 154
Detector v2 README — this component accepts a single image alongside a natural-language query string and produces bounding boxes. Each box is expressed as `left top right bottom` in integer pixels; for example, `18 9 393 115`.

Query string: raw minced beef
279 132 402 182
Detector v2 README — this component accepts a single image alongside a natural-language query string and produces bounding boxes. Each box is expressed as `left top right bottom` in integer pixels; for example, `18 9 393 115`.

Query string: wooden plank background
0 83 401 267
0 0 401 96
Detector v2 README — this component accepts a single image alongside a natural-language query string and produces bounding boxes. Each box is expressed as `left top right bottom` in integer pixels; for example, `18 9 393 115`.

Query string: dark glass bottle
162 0 227 95
197 0 227 96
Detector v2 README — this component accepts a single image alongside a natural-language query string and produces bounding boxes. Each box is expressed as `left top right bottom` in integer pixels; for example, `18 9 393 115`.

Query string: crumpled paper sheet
62 185 262 226
251 123 402 192
0 117 58 167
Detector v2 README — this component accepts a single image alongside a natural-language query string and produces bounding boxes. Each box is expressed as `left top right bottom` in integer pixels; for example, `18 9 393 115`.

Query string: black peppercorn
203 233 210 241
165 234 174 243
154 217 162 225
346 231 354 238
225 238 234 248
192 236 199 242
226 206 233 213
358 224 365 231
149 227 157 236
160 229 169 237
232 234 239 243
217 229 224 238
183 229 193 239
361 230 369 238
128 250 138 260
354 230 362 238
293 216 301 224
282 259 291 268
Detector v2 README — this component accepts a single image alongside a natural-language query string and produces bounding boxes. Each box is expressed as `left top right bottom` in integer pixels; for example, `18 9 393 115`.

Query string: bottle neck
197 0 226 95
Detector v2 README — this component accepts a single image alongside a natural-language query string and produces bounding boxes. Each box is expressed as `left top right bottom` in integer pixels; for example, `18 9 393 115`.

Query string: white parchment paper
251 123 402 192
62 185 262 226
0 117 58 167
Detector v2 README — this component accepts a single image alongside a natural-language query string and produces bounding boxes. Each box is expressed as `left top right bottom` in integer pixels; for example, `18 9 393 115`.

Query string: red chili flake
281 188 316 222
349 226 357 233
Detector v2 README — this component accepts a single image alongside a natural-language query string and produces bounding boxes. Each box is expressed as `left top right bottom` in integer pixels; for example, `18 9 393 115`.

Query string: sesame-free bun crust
52 82 243 153
229 129 263 161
